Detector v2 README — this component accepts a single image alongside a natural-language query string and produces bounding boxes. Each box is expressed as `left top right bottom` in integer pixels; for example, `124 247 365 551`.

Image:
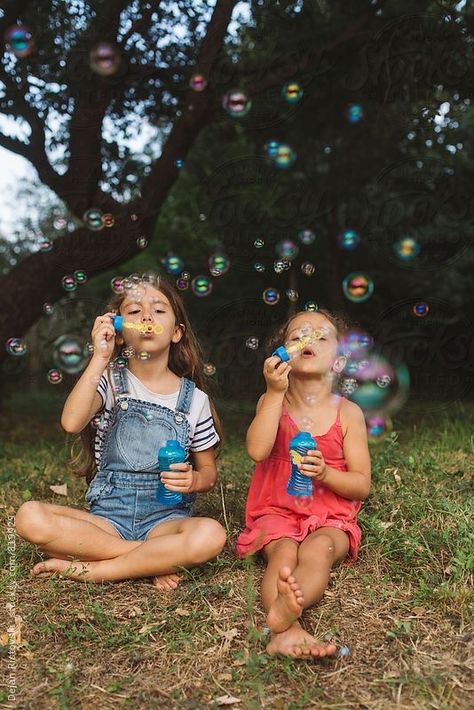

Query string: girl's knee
15 501 52 544
264 538 298 562
186 518 226 563
300 533 336 562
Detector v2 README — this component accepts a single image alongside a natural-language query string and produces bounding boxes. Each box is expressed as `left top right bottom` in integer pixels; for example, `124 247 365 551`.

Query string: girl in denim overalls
16 274 226 587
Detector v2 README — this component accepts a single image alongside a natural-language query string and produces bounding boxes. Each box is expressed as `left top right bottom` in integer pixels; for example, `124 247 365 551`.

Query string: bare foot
151 573 182 590
266 622 338 659
266 566 304 633
31 558 98 582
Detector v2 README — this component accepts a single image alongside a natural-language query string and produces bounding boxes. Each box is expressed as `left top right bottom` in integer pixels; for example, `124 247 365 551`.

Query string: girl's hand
161 463 195 493
263 355 292 393
299 450 327 481
91 312 117 362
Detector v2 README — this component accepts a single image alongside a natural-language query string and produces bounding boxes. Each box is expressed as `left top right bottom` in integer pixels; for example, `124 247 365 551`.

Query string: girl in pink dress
236 309 371 658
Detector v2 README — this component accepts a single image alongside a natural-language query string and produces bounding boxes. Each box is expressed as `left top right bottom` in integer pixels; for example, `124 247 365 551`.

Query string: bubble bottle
156 440 187 505
287 431 317 497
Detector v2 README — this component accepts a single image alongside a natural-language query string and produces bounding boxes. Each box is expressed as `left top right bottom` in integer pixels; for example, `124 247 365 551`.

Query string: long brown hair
69 273 223 483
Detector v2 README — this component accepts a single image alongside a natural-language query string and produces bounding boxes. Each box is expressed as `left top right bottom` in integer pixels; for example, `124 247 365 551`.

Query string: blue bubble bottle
287 431 317 497
156 440 187 505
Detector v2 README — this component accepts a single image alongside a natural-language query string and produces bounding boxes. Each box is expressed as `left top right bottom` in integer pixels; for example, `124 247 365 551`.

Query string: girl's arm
160 447 217 493
61 314 116 433
300 401 371 500
246 356 292 462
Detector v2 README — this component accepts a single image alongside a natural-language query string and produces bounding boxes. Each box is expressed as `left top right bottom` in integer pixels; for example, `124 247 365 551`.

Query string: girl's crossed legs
261 527 349 658
15 500 226 584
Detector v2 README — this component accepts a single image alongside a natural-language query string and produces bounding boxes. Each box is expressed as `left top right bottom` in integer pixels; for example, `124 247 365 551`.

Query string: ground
0 389 472 709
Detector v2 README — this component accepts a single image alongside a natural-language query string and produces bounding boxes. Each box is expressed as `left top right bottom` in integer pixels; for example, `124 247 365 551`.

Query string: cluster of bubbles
338 329 409 442
342 273 374 303
61 270 88 293
4 25 34 58
83 208 115 231
89 42 121 76
264 140 297 169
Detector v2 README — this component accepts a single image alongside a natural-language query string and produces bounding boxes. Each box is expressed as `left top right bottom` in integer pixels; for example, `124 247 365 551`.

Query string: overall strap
110 366 129 398
175 377 195 415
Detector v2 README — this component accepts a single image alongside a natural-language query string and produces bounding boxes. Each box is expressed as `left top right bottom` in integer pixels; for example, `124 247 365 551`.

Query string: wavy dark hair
69 273 223 484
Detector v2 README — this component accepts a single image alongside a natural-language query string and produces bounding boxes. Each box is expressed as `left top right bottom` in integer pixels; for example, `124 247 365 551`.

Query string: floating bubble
246 337 259 350
6 338 27 356
89 42 121 76
61 275 77 292
137 351 151 361
53 335 88 374
181 271 191 281
286 289 299 302
222 89 252 118
102 213 115 228
346 103 364 123
53 217 67 231
263 288 280 306
175 159 184 169
43 303 54 316
276 239 299 260
393 237 420 261
40 240 53 252
163 254 184 275
190 73 207 92
47 368 63 385
130 213 139 222
274 260 286 274
304 301 319 312
340 377 358 395
122 346 135 358
301 416 313 430
203 363 217 376
301 262 315 276
342 273 374 303
5 25 34 58
338 229 360 251
338 329 374 358
254 238 265 248
176 277 189 290
265 140 280 158
272 144 296 169
254 262 266 273
298 229 315 245
86 342 94 355
111 276 124 294
115 356 127 369
74 270 87 285
366 415 392 443
281 81 303 104
137 236 148 249
344 354 409 415
413 302 429 318
208 253 230 276
376 375 391 388
191 275 213 297
83 208 103 231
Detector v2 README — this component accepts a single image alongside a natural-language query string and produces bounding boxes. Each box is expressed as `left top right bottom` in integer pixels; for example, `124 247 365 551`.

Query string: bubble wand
272 328 325 362
111 315 164 336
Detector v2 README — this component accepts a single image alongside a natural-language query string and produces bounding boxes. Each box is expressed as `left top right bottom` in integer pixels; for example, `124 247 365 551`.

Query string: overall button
174 414 184 423
120 401 129 410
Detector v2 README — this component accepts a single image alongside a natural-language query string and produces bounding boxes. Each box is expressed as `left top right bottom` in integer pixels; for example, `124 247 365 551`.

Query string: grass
0 390 472 709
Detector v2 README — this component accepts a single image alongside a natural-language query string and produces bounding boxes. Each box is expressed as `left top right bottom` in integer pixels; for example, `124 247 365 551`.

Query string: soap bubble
413 302 429 317
6 338 28 356
338 329 374 358
53 335 89 374
89 42 121 76
47 368 63 385
274 260 286 274
102 213 115 228
304 301 319 312
298 229 315 245
254 238 265 248
246 337 259 350
190 73 207 91
265 140 280 158
5 25 34 58
137 236 148 249
43 303 54 316
338 229 360 251
376 375 391 388
272 144 296 168
286 289 299 302
342 273 374 303
281 81 303 104
192 275 213 297
301 416 313 430
276 239 299 260
393 237 420 261
366 415 392 443
111 276 124 294
203 363 216 376
263 288 280 306
340 377 358 395
74 270 87 285
53 216 67 231
137 351 151 361
181 271 191 281
115 356 127 369
208 253 230 276
176 277 189 290
254 262 266 273
122 346 135 359
61 275 77 292
40 240 53 252
346 103 364 123
163 254 184 275
301 262 315 276
222 89 252 118
83 208 103 231
175 159 184 169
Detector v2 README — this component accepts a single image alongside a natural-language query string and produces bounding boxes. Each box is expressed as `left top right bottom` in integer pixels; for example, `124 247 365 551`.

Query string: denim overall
85 367 197 541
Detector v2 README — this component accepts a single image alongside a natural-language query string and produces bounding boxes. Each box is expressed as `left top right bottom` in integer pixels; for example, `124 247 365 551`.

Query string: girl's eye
128 310 140 314
155 309 165 314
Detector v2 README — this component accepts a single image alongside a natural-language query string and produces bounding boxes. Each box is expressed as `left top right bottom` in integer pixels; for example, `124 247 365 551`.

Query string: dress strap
335 395 345 424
